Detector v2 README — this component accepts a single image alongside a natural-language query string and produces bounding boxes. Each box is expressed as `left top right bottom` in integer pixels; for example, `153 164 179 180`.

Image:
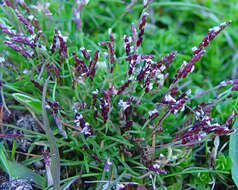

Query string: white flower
191 46 198 52
81 123 91 135
159 65 166 72
92 89 99 95
164 94 176 103
118 100 130 110
102 183 109 190
209 26 220 33
28 15 34 21
116 183 125 190
0 57 5 63
149 109 158 117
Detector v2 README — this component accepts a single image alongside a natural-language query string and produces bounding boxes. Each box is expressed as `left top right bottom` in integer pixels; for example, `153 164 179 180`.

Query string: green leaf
0 143 46 188
12 93 42 113
229 119 238 188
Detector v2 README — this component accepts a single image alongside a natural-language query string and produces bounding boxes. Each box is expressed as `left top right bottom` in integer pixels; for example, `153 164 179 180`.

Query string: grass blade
229 119 238 188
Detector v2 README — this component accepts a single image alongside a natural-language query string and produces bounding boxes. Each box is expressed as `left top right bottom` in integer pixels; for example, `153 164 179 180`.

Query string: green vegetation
0 0 237 189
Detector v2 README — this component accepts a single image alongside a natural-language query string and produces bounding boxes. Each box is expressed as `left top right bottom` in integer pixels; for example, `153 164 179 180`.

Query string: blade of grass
42 77 61 190
0 143 46 188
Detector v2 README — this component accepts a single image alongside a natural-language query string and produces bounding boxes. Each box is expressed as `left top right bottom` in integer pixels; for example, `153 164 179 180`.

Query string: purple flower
30 79 43 91
74 112 94 137
181 133 206 145
46 100 67 138
100 97 109 124
123 35 132 56
92 89 99 107
4 41 34 58
72 52 88 76
73 1 85 31
88 50 100 78
153 51 177 69
117 78 133 95
42 149 50 166
50 29 68 63
147 163 167 174
193 21 231 55
148 109 159 120
143 0 153 8
80 47 90 60
15 9 34 35
91 154 102 163
104 158 112 172
137 12 148 47
118 100 130 111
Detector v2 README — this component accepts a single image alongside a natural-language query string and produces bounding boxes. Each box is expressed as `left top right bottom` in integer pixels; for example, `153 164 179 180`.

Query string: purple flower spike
117 78 133 95
128 54 141 75
137 12 148 47
74 112 94 137
80 47 90 60
131 23 137 54
143 0 153 8
124 35 132 56
193 21 231 55
147 163 167 174
46 100 67 137
100 98 109 124
73 1 85 31
92 89 99 107
4 41 34 58
42 149 50 166
153 51 177 69
181 133 206 145
98 35 115 73
118 183 135 190
219 79 238 87
108 28 115 46
73 52 88 76
148 109 159 120
104 158 112 173
88 50 100 78
50 29 68 63
173 50 205 84
31 79 43 91
15 9 34 35
91 154 102 163
108 42 115 73
0 23 20 36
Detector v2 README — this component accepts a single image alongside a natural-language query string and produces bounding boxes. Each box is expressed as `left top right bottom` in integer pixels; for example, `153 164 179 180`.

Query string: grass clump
0 0 237 189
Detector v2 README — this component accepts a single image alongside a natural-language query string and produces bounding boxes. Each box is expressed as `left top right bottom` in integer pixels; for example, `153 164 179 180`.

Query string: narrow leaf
0 143 46 188
229 119 238 188
12 93 42 113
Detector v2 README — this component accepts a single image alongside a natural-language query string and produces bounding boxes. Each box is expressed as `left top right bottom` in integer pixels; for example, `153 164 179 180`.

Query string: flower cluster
172 21 231 84
1 2 237 188
174 104 236 146
0 8 46 59
118 97 136 130
73 1 86 31
50 29 68 64
46 100 67 138
147 163 167 174
74 112 94 137
98 28 115 73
